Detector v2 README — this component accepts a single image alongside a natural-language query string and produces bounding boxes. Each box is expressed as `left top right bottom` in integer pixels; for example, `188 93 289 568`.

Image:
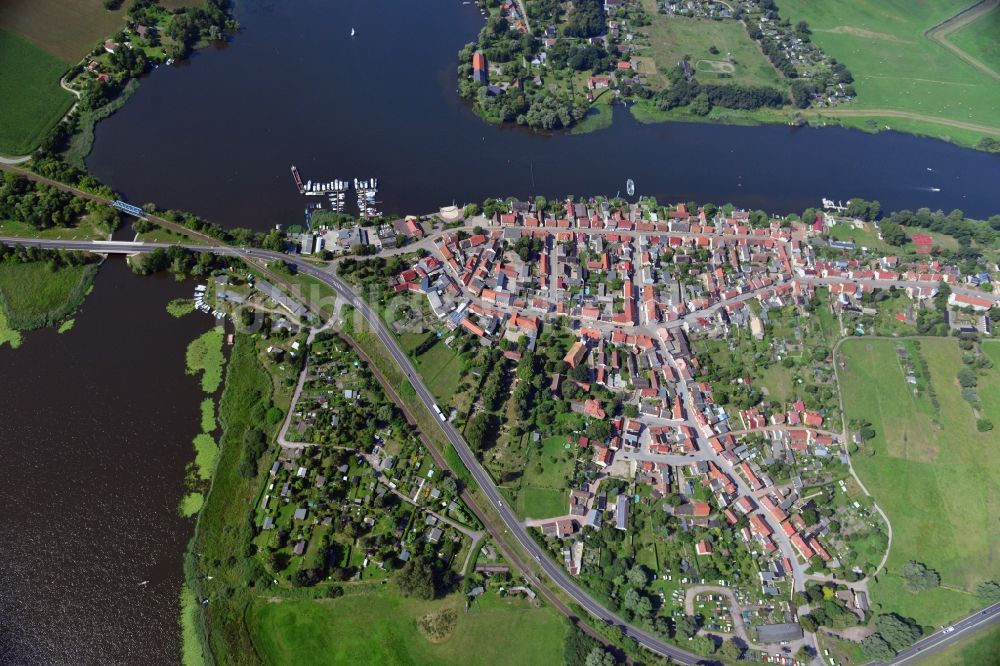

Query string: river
0 259 211 665
87 0 1000 230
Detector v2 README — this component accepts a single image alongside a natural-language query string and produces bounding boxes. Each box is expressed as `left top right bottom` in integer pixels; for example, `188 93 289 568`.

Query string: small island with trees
457 0 852 132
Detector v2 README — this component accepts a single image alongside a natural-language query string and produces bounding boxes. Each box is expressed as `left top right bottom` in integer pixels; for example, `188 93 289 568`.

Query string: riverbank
0 0 236 160
0 257 98 337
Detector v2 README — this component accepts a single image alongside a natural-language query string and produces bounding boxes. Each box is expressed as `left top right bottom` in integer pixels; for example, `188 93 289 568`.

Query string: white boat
626 178 635 196
350 27 355 37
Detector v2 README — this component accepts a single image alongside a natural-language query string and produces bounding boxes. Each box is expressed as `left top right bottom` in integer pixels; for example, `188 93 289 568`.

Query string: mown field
945 2 1000 77
248 592 567 666
638 0 785 90
0 260 96 330
776 0 1000 143
0 0 125 63
0 28 74 155
840 337 1000 626
514 435 574 519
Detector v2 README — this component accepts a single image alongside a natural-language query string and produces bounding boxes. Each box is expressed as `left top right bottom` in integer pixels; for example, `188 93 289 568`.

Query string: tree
397 554 436 600
626 564 649 588
720 638 743 661
564 627 600 666
879 219 906 246
976 581 1000 603
584 646 617 666
977 418 994 432
691 635 716 655
673 614 698 639
861 633 895 660
875 613 922 652
900 560 940 592
958 366 978 389
690 92 712 116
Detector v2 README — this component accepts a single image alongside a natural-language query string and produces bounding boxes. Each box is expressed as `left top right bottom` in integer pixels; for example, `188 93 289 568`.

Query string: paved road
5 234 1000 665
885 601 1000 665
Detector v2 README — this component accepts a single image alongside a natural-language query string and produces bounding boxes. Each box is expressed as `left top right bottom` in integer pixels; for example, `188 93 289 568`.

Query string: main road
5 235 999 666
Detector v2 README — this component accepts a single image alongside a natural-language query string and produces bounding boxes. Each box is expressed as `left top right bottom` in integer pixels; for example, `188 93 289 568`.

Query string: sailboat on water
350 27 356 37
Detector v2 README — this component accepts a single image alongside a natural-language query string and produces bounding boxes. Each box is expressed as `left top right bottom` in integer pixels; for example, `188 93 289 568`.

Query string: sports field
839 337 1000 626
777 0 1000 143
0 29 74 155
637 0 785 90
248 592 567 666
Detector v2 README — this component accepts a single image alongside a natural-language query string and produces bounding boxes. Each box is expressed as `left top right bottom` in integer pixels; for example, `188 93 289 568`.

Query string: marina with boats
290 166 381 220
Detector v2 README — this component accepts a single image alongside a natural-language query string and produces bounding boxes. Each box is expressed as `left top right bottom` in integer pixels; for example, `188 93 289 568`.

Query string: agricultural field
0 0 126 63
776 0 1000 145
247 591 567 666
0 29 74 155
637 0 785 90
839 337 1000 626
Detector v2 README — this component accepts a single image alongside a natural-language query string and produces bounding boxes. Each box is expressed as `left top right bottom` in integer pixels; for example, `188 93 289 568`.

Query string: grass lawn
759 364 794 403
515 436 572 519
248 592 567 666
827 222 890 253
517 487 567 519
638 0 785 90
406 336 464 405
0 260 96 330
0 0 126 63
776 0 1000 142
918 620 1000 666
0 28 74 155
944 3 1000 77
840 337 1000 626
0 216 110 241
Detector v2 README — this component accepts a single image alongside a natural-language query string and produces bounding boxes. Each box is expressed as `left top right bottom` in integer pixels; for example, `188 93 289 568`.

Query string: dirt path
810 108 1000 136
925 0 1000 81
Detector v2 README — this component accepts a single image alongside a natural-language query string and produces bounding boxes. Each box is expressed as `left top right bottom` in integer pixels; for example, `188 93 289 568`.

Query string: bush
977 418 994 432
900 560 940 592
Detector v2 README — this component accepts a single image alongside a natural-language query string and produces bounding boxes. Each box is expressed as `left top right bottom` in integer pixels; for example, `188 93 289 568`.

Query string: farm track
810 108 1000 136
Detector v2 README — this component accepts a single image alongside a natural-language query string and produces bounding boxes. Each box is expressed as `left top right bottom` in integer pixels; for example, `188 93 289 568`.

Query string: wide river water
88 0 1000 228
0 259 210 665
5 0 1000 664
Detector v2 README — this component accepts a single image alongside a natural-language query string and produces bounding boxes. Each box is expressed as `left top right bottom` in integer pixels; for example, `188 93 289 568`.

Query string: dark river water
0 259 210 665
87 0 1000 229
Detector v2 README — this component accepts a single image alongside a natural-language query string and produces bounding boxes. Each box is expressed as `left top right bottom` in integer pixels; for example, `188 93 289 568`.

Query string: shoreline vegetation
0 245 100 338
456 0 1000 151
0 0 237 159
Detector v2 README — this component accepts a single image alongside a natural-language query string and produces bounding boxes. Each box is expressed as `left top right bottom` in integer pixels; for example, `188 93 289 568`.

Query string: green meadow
840 338 1000 626
777 0 1000 144
248 592 567 666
